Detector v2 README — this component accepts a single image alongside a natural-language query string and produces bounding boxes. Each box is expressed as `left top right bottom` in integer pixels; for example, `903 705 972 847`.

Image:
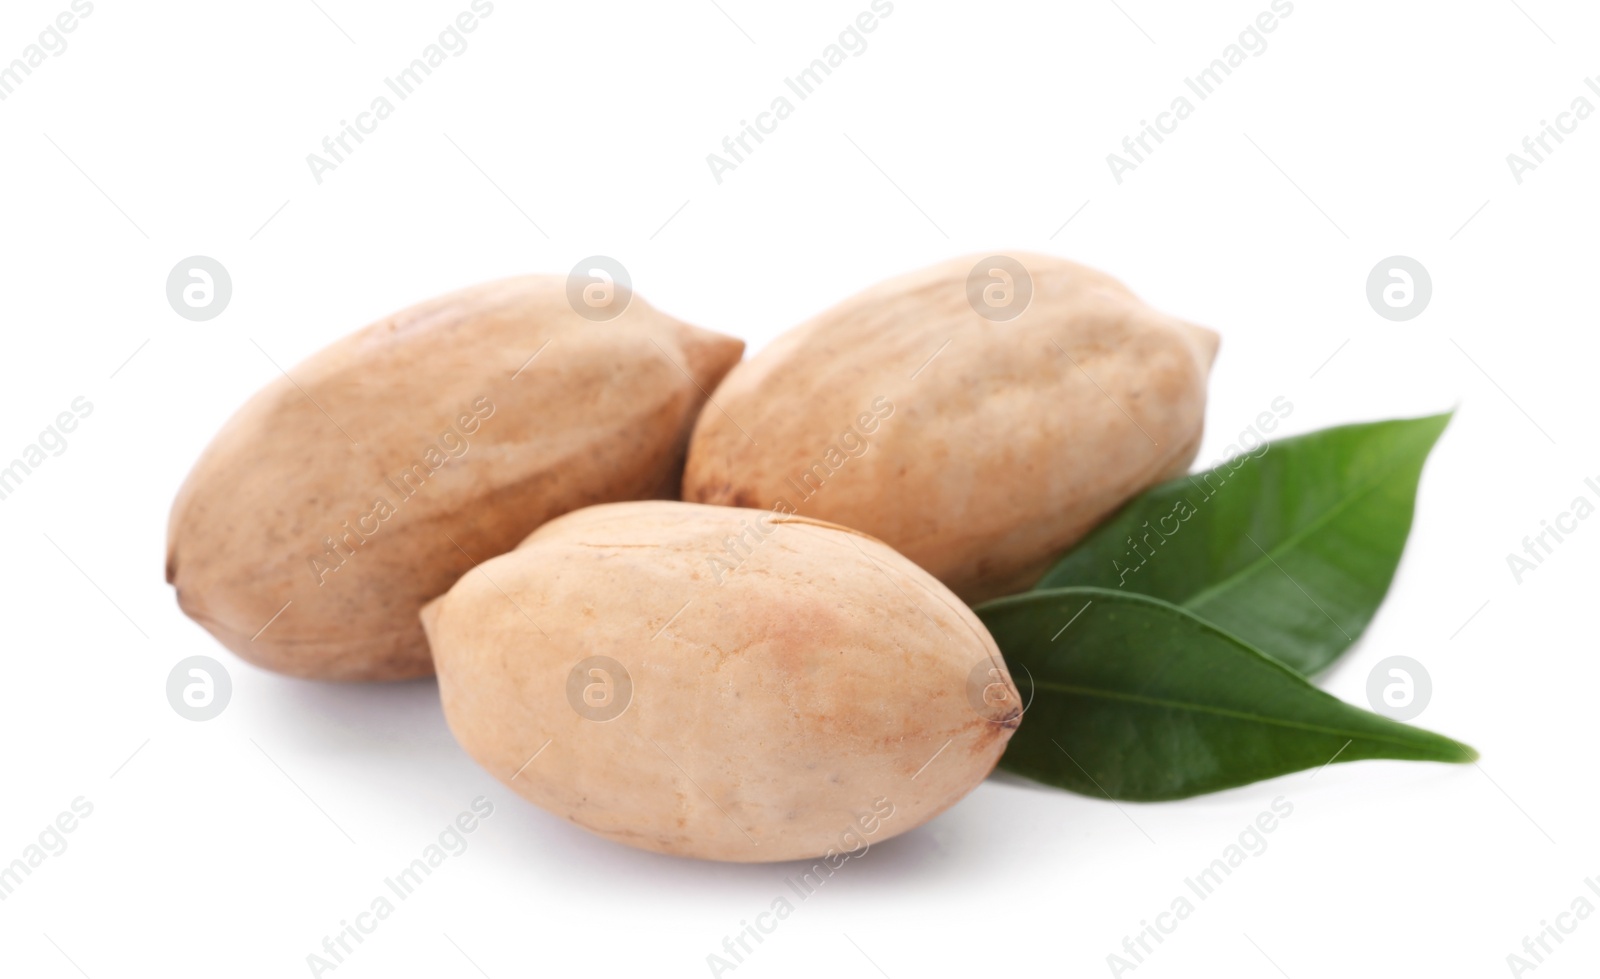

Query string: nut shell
167 277 743 680
683 253 1218 603
422 501 1019 862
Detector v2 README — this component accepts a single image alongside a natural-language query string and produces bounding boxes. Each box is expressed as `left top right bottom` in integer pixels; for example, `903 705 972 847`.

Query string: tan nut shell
421 501 1019 863
166 278 744 681
683 252 1219 603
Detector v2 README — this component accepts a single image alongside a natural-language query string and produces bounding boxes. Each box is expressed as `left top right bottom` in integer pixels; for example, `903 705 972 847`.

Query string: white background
1 1 1596 976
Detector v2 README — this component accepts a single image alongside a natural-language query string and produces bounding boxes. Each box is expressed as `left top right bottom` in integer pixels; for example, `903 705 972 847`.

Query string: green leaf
1033 414 1451 675
977 588 1475 801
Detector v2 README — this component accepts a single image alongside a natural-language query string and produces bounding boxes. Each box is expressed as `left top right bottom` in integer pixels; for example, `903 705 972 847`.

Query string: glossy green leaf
978 588 1475 801
1033 414 1451 675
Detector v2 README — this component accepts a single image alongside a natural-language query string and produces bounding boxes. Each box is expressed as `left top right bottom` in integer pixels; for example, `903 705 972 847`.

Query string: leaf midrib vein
1030 679 1447 753
1179 447 1420 611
